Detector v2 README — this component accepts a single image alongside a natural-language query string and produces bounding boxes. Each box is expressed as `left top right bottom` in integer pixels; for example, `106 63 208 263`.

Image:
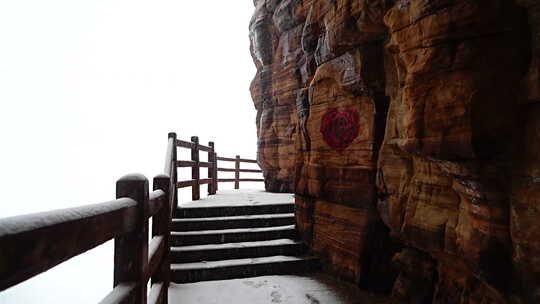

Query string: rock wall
380 1 532 302
512 1 540 303
250 0 540 302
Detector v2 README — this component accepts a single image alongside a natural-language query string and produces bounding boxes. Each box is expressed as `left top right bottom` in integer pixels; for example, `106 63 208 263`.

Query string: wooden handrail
176 160 195 167
218 168 262 173
0 131 263 303
0 198 138 291
0 131 179 303
148 189 166 218
174 135 263 194
176 160 213 168
216 156 258 163
199 178 212 185
177 179 195 188
147 236 165 282
218 178 265 182
176 139 212 152
177 177 216 187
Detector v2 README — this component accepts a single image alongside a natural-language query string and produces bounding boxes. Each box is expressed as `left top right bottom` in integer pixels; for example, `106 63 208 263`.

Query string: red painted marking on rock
320 107 360 153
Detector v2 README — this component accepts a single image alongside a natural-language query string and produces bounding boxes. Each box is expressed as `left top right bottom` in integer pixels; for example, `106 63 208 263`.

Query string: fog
0 1 259 302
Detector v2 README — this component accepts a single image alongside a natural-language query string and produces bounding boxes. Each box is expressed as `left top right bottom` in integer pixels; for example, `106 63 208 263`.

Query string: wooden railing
0 132 263 303
175 135 264 200
216 156 263 190
175 136 217 201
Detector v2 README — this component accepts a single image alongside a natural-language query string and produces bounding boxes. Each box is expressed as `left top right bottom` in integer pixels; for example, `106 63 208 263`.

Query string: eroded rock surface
251 0 396 288
250 0 539 302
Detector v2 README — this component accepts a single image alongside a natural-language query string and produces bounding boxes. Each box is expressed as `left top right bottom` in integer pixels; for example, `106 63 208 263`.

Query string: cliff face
381 1 531 302
250 0 539 303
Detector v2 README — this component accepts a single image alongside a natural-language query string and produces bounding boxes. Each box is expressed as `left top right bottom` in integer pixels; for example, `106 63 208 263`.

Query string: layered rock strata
250 0 539 302
250 0 397 287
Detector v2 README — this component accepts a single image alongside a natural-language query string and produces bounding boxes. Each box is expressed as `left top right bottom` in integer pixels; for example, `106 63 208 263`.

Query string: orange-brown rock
250 0 540 302
249 0 306 192
379 0 530 302
250 0 390 193
295 47 387 203
296 194 397 289
250 0 396 289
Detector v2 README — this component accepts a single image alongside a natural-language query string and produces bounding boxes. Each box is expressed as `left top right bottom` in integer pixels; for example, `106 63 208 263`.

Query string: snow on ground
179 189 294 208
172 239 300 251
172 225 295 236
168 273 390 304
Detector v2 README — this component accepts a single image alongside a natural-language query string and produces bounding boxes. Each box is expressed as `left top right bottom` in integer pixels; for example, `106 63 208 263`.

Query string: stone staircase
170 201 319 283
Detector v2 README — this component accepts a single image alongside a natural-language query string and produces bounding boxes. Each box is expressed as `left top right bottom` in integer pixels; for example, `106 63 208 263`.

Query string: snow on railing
0 173 172 304
0 133 179 304
175 135 263 201
0 132 263 304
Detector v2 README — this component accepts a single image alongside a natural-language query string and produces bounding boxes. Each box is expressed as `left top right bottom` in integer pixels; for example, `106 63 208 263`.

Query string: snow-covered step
171 239 305 263
174 202 294 218
170 225 297 246
171 213 295 231
171 255 320 283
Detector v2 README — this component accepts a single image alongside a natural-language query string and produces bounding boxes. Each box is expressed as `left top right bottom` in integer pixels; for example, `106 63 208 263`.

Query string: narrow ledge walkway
178 189 295 208
169 273 389 304
169 189 389 303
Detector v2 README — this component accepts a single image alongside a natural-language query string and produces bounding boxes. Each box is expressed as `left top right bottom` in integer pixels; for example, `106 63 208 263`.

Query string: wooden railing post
191 136 200 200
214 153 219 192
213 150 218 193
152 175 170 304
168 132 178 212
213 151 219 194
208 142 216 195
235 155 240 190
115 174 149 304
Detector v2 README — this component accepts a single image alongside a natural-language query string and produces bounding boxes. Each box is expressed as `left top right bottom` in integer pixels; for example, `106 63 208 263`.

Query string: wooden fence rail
175 135 263 199
0 173 172 304
215 155 263 189
0 132 263 303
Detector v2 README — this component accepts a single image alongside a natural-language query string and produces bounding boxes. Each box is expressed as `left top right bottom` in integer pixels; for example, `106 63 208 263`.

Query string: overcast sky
0 1 258 302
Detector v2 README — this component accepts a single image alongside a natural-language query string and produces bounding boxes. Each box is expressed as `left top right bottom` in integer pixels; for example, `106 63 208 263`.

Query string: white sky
0 1 259 302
